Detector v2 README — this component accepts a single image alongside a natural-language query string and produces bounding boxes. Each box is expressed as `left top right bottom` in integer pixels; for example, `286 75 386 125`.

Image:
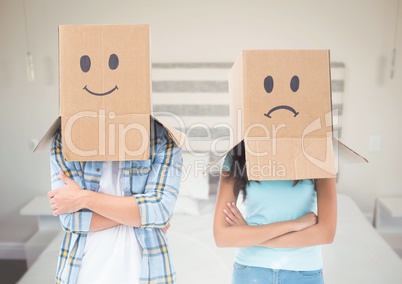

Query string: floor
0 259 27 284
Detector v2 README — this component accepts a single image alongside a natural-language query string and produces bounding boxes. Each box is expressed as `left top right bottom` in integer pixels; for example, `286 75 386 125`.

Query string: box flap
33 117 61 152
206 137 368 179
333 138 368 165
151 114 186 148
245 137 336 180
33 114 187 160
61 113 150 161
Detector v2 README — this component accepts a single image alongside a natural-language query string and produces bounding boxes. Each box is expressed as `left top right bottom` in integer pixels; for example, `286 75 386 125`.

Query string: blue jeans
232 262 324 284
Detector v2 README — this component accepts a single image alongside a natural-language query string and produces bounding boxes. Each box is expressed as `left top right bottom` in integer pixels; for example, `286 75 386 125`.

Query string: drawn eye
264 75 274 93
109 54 119 70
80 55 91 73
290 75 299 92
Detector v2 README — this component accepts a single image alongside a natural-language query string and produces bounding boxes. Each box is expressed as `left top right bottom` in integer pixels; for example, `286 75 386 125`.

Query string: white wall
0 0 401 243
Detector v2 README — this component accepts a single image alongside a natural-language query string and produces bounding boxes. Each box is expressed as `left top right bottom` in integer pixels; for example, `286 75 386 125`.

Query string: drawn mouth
83 85 118 96
264 105 299 118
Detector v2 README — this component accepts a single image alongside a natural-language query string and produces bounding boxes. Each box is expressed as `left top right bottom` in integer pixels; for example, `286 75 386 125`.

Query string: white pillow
180 153 210 200
173 195 200 216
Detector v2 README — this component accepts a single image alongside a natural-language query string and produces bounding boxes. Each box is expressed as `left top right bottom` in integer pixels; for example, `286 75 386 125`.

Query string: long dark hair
225 141 314 200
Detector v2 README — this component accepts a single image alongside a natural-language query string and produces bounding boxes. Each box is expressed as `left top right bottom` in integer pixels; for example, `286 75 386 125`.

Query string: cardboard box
228 50 366 181
34 24 185 161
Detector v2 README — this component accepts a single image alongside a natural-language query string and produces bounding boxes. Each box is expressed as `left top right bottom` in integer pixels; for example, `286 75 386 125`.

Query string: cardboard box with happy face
229 50 365 180
35 24 184 161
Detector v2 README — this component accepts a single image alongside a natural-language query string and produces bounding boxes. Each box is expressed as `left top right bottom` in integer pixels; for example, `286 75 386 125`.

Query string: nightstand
20 196 61 267
374 197 402 258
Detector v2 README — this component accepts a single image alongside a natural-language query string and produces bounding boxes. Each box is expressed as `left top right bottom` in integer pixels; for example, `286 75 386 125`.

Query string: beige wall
0 0 401 243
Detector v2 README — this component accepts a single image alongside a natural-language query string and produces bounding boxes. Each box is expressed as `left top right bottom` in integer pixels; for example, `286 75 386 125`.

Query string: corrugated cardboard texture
229 50 336 180
241 50 332 139
59 25 151 116
58 24 151 161
61 114 150 161
34 25 186 159
245 137 335 180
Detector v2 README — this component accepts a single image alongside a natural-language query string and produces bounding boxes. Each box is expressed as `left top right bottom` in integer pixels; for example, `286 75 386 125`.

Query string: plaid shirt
50 118 183 284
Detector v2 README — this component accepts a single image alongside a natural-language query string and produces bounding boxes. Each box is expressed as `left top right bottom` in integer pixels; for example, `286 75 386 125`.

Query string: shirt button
96 168 100 172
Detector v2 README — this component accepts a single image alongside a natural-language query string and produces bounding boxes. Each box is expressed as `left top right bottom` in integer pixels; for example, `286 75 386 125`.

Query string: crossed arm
48 172 141 230
213 173 337 248
48 131 182 233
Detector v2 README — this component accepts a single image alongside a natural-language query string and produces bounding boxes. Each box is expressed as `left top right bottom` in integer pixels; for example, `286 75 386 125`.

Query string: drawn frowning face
240 50 332 139
263 74 300 118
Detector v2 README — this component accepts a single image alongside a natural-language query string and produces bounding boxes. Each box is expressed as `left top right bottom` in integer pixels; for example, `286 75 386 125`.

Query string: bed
321 194 402 283
19 62 402 283
169 193 402 284
18 193 402 284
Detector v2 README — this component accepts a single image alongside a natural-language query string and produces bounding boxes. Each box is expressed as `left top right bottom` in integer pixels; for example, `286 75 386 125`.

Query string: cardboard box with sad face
229 50 366 180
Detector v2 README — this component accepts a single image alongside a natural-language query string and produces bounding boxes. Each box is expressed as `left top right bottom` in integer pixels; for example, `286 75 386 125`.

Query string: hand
161 222 170 234
47 171 85 216
294 212 318 231
223 202 247 226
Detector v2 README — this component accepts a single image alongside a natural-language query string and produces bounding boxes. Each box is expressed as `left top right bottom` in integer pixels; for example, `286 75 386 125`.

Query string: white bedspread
322 194 402 283
18 194 402 284
169 194 402 283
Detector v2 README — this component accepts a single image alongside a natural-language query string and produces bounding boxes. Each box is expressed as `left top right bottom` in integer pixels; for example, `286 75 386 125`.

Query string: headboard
151 62 345 198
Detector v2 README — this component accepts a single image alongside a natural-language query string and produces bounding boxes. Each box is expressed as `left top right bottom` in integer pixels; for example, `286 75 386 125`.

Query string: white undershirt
77 161 142 284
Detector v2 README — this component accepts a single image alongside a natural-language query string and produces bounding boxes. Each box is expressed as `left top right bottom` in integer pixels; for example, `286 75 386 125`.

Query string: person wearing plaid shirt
47 118 183 284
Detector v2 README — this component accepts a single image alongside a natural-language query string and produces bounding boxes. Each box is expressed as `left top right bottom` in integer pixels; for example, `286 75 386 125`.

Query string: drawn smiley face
80 53 119 96
263 75 300 118
60 25 151 117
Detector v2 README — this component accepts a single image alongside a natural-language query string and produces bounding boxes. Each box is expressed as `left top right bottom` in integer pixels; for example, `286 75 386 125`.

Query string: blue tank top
222 154 322 271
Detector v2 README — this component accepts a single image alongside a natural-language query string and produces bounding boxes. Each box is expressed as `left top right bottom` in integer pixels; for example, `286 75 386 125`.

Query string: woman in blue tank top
213 141 337 284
